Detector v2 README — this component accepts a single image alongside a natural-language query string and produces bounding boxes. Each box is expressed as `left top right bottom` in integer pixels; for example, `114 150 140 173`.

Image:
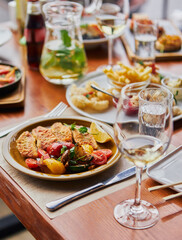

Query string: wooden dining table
1 23 182 240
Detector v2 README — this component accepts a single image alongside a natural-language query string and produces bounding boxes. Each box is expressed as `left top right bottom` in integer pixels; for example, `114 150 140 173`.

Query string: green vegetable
138 60 144 65
85 94 90 99
60 30 71 47
69 164 89 173
57 156 62 161
71 123 76 130
173 90 179 104
69 160 77 165
61 146 67 154
78 126 88 134
159 74 164 81
70 147 76 159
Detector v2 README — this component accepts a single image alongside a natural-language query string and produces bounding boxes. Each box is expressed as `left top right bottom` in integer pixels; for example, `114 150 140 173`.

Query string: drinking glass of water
134 21 157 64
113 86 173 229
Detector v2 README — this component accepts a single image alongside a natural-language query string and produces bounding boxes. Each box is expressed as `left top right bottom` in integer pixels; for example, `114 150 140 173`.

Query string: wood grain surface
0 24 182 240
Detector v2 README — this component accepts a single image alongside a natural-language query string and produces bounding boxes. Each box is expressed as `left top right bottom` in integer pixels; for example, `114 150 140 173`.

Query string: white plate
66 70 182 124
66 71 117 124
147 146 182 193
0 28 12 46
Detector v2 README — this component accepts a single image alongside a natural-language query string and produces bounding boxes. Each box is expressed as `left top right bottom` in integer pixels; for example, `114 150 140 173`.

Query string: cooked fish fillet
16 131 38 158
32 126 57 150
51 122 72 142
72 128 98 149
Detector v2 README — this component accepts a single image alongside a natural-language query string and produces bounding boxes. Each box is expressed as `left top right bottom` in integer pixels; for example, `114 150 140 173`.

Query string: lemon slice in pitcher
90 122 112 143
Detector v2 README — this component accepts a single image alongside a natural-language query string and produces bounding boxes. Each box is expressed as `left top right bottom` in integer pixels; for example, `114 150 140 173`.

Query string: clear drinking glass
114 87 173 229
96 0 129 68
134 21 158 64
39 1 87 85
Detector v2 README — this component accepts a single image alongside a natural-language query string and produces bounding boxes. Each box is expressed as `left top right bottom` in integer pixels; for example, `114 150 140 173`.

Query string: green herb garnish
138 60 144 65
60 29 71 47
57 156 62 161
61 146 67 155
173 90 179 104
78 126 88 134
70 147 76 159
71 123 76 130
159 73 164 81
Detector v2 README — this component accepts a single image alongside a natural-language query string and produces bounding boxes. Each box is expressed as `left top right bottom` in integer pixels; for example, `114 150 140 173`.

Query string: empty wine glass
96 0 129 69
114 86 173 229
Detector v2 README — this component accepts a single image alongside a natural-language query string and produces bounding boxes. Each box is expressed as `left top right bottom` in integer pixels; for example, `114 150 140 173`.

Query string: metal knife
46 166 136 211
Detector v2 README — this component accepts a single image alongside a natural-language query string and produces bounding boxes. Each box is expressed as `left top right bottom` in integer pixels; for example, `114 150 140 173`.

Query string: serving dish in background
122 19 182 61
0 62 22 95
66 70 182 124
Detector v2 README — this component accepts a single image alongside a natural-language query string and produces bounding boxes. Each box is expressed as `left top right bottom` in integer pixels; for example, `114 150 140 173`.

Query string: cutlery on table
46 166 137 211
163 192 182 201
0 102 68 138
91 84 119 99
148 181 182 192
148 181 182 201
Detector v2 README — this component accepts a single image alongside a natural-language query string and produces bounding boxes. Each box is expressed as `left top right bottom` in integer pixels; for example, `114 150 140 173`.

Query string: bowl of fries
0 62 22 95
103 62 152 90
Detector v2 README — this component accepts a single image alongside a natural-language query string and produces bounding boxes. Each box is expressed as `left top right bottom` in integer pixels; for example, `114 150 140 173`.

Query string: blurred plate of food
122 14 182 61
0 62 22 96
81 22 107 46
0 28 12 46
66 62 182 123
3 116 121 181
80 16 117 48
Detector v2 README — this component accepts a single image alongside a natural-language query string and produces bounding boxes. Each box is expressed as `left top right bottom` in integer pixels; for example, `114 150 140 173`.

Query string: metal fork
0 102 68 138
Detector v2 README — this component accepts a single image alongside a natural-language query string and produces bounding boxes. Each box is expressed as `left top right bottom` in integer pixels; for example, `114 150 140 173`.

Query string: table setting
0 0 182 238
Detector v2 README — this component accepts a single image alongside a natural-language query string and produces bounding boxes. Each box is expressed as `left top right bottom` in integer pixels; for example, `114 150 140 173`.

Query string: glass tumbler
134 21 157 65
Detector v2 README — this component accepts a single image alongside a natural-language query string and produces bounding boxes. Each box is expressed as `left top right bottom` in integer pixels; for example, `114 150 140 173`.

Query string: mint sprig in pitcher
40 1 87 85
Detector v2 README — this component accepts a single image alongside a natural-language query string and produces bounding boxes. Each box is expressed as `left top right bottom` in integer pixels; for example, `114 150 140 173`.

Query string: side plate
147 145 182 192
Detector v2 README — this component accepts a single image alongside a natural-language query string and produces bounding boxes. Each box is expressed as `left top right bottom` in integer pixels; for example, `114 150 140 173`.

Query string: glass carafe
40 1 87 85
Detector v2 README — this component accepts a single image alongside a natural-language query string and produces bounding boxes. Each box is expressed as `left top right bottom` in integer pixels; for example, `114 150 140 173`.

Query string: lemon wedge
90 122 112 143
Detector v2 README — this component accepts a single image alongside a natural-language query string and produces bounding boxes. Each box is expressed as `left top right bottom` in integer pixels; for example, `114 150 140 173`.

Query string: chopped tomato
0 65 11 74
25 158 40 171
149 63 157 74
38 149 50 159
99 149 112 158
47 142 74 157
83 91 94 96
91 150 107 166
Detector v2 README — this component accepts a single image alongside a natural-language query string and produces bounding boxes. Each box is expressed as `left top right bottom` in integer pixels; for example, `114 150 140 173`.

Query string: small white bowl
161 77 182 100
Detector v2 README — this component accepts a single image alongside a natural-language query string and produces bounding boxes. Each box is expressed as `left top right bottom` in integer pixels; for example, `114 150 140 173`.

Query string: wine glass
96 0 129 69
114 86 173 229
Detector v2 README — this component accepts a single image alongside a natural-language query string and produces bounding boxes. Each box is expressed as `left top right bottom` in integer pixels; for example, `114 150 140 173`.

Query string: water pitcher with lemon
40 1 87 85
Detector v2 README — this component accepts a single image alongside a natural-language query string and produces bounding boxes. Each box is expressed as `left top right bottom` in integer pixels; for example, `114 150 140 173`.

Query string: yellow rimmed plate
2 116 121 181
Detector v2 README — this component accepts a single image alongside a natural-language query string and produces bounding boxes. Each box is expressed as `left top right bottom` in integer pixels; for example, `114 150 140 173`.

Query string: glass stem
134 167 143 206
108 37 113 66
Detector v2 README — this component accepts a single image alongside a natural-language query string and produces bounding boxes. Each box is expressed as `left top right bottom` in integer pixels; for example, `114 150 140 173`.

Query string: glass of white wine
96 0 129 68
114 87 173 229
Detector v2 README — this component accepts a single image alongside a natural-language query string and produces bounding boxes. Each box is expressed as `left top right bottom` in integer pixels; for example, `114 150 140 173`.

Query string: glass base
114 199 159 229
43 75 79 85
